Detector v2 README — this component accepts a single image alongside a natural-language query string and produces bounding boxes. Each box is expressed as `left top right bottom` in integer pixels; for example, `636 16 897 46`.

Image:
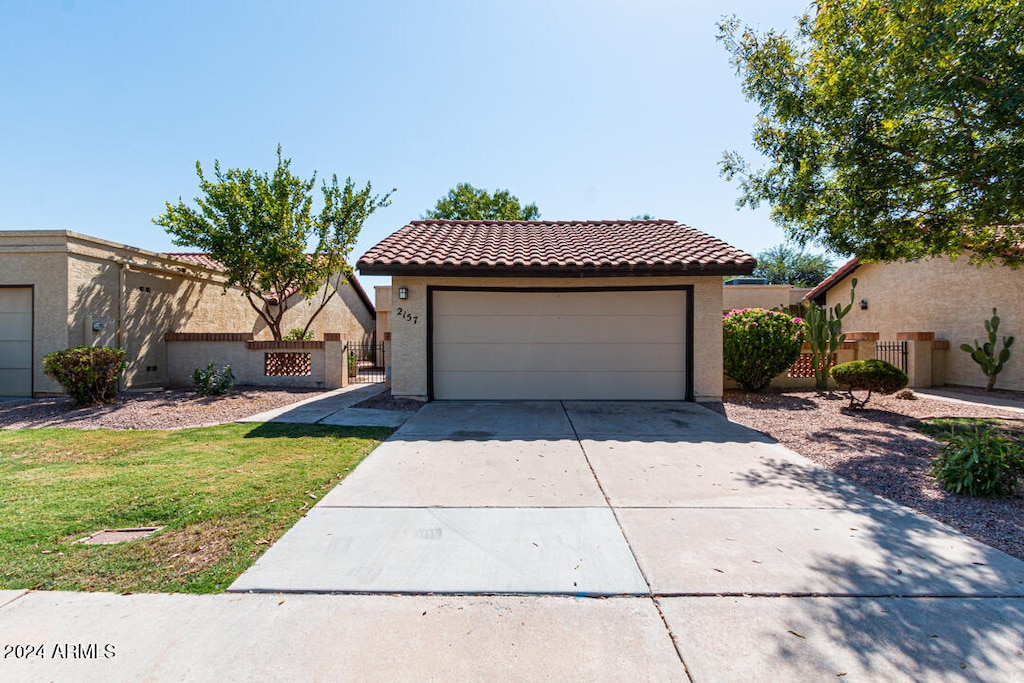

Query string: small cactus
960 308 1015 391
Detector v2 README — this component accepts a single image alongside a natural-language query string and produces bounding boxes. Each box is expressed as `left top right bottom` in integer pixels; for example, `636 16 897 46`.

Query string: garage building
357 219 755 402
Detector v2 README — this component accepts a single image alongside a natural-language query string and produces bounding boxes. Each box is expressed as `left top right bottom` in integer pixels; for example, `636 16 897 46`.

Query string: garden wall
165 334 348 390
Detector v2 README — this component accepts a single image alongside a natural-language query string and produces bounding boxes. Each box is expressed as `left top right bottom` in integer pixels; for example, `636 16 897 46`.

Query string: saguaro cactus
961 308 1015 391
802 279 857 390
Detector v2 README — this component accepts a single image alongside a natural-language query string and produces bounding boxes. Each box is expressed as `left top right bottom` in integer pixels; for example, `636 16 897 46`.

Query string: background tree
718 0 1024 265
424 182 540 220
752 244 834 287
155 146 393 341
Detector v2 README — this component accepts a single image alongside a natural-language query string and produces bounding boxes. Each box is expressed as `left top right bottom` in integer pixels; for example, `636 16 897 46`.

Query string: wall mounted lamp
859 299 868 310
398 287 409 300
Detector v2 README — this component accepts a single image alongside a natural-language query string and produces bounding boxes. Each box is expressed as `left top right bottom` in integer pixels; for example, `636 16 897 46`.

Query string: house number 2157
396 307 418 324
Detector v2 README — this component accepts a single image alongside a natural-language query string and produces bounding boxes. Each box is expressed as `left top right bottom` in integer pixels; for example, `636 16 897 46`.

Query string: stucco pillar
845 331 879 361
897 332 935 388
324 338 345 389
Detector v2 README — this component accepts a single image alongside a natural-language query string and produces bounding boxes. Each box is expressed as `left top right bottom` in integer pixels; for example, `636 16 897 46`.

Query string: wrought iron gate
875 341 908 372
347 342 386 383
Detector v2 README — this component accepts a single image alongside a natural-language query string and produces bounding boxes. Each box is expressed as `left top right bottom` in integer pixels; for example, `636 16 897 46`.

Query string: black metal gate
876 341 908 372
347 342 386 383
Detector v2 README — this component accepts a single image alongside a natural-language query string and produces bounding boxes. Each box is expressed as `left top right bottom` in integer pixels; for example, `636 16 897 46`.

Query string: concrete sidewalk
3 400 1024 681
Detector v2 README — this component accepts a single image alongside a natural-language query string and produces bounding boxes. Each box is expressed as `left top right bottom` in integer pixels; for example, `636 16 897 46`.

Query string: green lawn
913 417 1024 445
0 423 392 594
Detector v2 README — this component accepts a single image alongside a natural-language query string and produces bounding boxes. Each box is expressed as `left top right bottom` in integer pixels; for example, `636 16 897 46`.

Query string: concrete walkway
237 382 417 427
3 400 1024 681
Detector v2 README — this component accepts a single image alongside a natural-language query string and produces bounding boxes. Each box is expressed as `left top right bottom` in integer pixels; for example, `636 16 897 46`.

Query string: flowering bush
723 308 804 392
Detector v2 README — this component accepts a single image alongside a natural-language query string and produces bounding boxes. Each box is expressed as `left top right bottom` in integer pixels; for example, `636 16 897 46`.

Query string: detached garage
358 219 755 402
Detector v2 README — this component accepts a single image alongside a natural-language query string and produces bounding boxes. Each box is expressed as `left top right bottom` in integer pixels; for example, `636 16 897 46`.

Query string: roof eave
802 257 861 303
356 262 756 278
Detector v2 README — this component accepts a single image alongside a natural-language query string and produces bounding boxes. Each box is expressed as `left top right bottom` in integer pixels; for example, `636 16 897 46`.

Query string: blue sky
1 0 814 291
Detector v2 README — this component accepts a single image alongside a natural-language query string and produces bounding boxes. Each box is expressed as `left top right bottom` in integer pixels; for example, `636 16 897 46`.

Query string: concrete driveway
5 400 1024 681
225 400 1024 680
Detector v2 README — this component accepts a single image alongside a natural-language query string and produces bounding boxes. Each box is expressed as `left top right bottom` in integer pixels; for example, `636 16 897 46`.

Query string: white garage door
432 289 688 400
0 287 33 397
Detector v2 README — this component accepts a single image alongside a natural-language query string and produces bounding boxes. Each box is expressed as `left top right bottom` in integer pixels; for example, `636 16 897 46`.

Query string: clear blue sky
1 0 815 291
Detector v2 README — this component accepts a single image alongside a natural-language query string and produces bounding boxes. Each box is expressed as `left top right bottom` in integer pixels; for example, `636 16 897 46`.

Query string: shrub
192 362 235 396
931 425 1024 497
42 346 127 406
283 327 315 341
723 308 804 392
830 359 908 409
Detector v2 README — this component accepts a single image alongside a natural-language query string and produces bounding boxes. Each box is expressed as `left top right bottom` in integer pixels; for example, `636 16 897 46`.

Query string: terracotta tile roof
162 252 375 316
357 220 756 276
165 252 225 270
802 257 861 302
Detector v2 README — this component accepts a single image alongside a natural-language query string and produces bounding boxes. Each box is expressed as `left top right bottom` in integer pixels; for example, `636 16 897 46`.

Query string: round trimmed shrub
830 359 908 409
42 346 127 406
723 308 804 392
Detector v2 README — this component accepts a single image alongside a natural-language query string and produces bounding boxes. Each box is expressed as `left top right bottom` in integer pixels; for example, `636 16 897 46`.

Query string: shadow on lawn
734 457 1024 679
241 422 394 440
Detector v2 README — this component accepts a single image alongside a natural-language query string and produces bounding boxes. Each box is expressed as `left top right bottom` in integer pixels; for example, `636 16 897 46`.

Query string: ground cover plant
0 423 391 593
915 418 1024 497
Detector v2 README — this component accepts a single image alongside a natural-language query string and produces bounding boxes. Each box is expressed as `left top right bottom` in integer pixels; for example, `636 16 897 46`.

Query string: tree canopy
752 243 834 287
718 0 1024 265
424 182 540 220
154 146 393 341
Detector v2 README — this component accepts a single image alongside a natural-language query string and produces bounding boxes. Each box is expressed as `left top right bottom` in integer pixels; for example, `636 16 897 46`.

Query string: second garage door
431 288 689 400
0 287 33 397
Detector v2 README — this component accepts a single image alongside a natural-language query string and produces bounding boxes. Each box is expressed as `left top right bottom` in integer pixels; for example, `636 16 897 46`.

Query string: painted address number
395 307 418 324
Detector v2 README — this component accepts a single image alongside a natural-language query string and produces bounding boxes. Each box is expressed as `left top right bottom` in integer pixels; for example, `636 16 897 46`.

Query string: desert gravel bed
0 387 323 431
720 389 1024 561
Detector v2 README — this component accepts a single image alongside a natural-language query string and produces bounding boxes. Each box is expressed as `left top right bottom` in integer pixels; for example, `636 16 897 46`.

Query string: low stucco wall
388 275 724 402
823 257 1024 392
165 337 347 389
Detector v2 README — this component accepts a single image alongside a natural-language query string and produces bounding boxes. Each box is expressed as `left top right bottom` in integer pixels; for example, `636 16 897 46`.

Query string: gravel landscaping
0 387 323 431
720 388 1024 562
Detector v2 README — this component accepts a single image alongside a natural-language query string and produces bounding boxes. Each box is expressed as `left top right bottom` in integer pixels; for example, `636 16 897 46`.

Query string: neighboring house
357 219 755 401
0 230 375 397
804 255 1024 391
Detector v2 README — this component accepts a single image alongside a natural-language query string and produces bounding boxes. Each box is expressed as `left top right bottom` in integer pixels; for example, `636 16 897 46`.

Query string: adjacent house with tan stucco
0 230 375 397
804 255 1023 391
357 219 755 402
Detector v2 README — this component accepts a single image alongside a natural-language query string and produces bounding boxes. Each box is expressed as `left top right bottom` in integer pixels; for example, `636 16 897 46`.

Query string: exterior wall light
398 287 409 300
859 299 868 310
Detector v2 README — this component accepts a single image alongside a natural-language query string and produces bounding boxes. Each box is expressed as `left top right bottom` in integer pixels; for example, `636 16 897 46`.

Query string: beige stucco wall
1 230 375 394
0 232 71 394
822 256 1024 391
723 284 812 313
389 275 724 402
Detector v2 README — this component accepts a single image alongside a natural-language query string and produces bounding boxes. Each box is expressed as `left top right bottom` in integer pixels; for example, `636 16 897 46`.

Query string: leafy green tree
718 1 1024 265
425 182 540 220
752 244 833 287
154 146 393 341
